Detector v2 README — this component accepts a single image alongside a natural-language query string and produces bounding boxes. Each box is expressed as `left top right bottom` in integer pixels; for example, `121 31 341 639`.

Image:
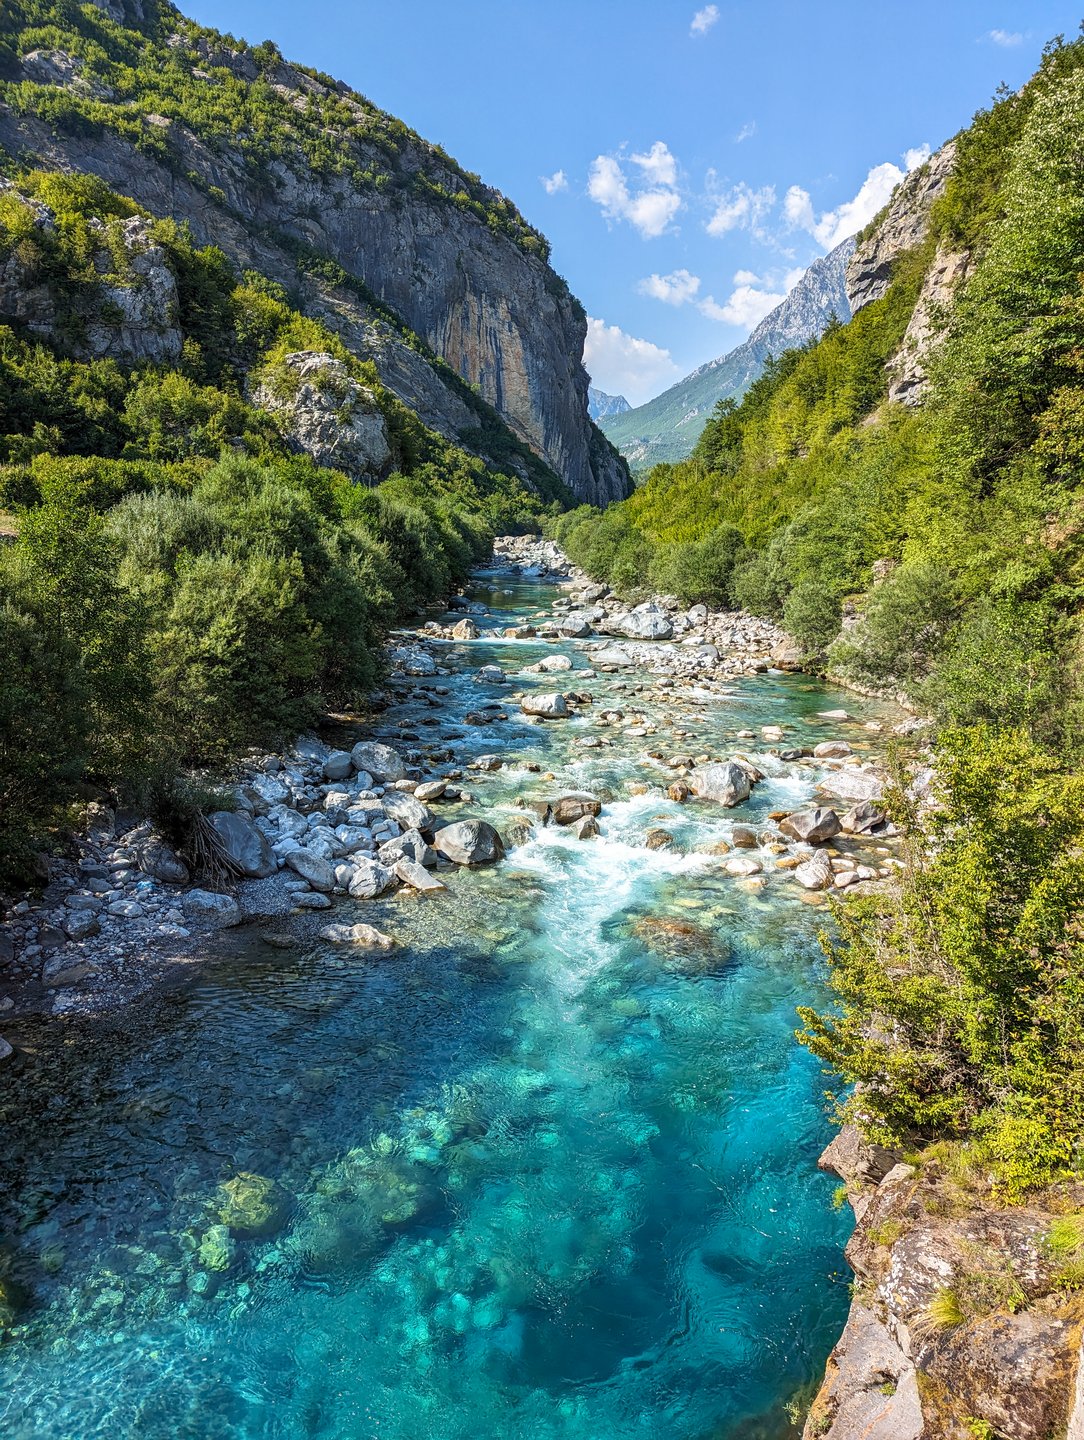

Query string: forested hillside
0 168 556 881
558 35 1084 756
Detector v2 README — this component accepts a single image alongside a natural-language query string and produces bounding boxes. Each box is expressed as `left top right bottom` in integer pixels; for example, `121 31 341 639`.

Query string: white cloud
631 140 678 188
706 182 776 238
584 317 680 405
690 4 719 36
637 268 701 305
700 284 786 329
987 28 1023 46
903 143 932 171
587 145 683 239
733 268 759 285
540 169 568 195
735 121 757 144
785 146 929 250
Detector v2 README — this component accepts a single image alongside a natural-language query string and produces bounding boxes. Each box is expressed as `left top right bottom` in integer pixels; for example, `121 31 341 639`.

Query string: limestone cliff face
846 143 971 407
804 1128 1084 1440
0 9 629 505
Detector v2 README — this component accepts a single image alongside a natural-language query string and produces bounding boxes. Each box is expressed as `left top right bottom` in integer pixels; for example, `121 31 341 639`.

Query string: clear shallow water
0 574 899 1440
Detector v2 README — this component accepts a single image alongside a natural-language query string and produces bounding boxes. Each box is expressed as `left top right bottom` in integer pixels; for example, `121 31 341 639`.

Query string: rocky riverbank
804 1128 1084 1440
0 535 916 1051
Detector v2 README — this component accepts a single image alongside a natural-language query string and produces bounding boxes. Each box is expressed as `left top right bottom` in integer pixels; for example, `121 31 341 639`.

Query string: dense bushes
798 727 1084 1197
0 168 547 882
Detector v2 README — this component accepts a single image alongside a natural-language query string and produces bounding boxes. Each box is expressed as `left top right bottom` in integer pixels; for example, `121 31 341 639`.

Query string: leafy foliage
797 728 1084 1197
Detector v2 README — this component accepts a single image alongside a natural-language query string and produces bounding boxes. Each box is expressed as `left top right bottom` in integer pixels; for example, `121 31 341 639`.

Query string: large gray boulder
432 820 505 866
136 838 190 886
614 610 673 641
521 692 569 718
208 811 277 878
347 858 397 898
381 791 434 832
779 807 842 845
284 848 336 892
688 762 752 808
183 890 242 928
350 741 406 781
378 829 436 867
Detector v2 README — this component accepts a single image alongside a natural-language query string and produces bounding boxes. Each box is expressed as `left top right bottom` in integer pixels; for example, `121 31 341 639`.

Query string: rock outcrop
0 10 630 505
846 144 958 313
252 351 392 480
804 1128 1084 1440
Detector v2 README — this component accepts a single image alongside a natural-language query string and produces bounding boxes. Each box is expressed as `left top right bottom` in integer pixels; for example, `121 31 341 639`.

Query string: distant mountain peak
588 386 632 422
599 236 855 470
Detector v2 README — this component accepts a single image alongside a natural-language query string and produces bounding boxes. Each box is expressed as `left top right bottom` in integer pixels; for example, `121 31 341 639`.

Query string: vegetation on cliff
0 170 550 881
558 34 1084 1197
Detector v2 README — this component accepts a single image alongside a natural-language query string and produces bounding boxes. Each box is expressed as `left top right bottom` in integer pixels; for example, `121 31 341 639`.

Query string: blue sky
184 1 1082 405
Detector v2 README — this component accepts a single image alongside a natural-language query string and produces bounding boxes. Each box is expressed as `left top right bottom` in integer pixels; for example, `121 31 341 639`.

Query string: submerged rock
319 923 397 949
215 1172 289 1237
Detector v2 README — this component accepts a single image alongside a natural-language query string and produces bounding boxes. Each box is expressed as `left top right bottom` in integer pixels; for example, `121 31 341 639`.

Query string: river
0 566 902 1440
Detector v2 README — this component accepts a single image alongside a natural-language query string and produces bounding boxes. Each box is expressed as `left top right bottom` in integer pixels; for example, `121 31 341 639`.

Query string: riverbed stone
521 692 569 718
284 849 336 892
347 858 396 898
208 811 277 878
319 923 397 950
323 749 354 781
688 762 752 808
183 890 242 927
432 820 505 866
779 807 842 845
381 792 433 832
794 852 834 891
350 741 406 781
394 858 446 891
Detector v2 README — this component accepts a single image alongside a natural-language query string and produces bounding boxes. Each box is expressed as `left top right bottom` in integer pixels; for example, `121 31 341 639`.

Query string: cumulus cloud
540 170 568 195
587 144 683 239
987 28 1023 46
637 268 701 305
699 284 785 328
698 265 805 330
735 121 757 144
584 317 680 405
690 4 719 36
706 182 776 238
784 146 929 250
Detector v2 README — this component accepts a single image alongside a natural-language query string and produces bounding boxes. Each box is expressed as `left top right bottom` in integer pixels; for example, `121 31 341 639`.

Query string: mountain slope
599 237 854 469
587 386 631 422
0 0 630 505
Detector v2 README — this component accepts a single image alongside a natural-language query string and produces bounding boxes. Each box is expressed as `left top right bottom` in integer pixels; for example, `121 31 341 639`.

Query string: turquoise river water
0 570 900 1440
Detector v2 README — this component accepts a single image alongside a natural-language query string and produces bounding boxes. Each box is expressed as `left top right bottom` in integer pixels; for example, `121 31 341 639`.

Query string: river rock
432 820 505 865
573 815 600 839
381 792 433 832
818 769 884 802
614 610 673 641
323 749 354 781
319 923 396 950
414 779 448 802
284 849 336 892
814 740 853 759
183 890 242 927
63 911 101 942
350 741 406 781
521 692 569 718
841 800 888 834
394 859 446 891
347 858 396 898
208 811 277 878
794 852 834 890
379 829 436 867
452 618 479 640
725 856 763 876
555 614 592 638
779 807 842 845
688 762 752 807
552 793 602 826
137 839 190 886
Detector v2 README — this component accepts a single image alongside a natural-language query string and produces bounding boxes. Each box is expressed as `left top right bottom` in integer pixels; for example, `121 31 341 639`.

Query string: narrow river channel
0 564 902 1440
